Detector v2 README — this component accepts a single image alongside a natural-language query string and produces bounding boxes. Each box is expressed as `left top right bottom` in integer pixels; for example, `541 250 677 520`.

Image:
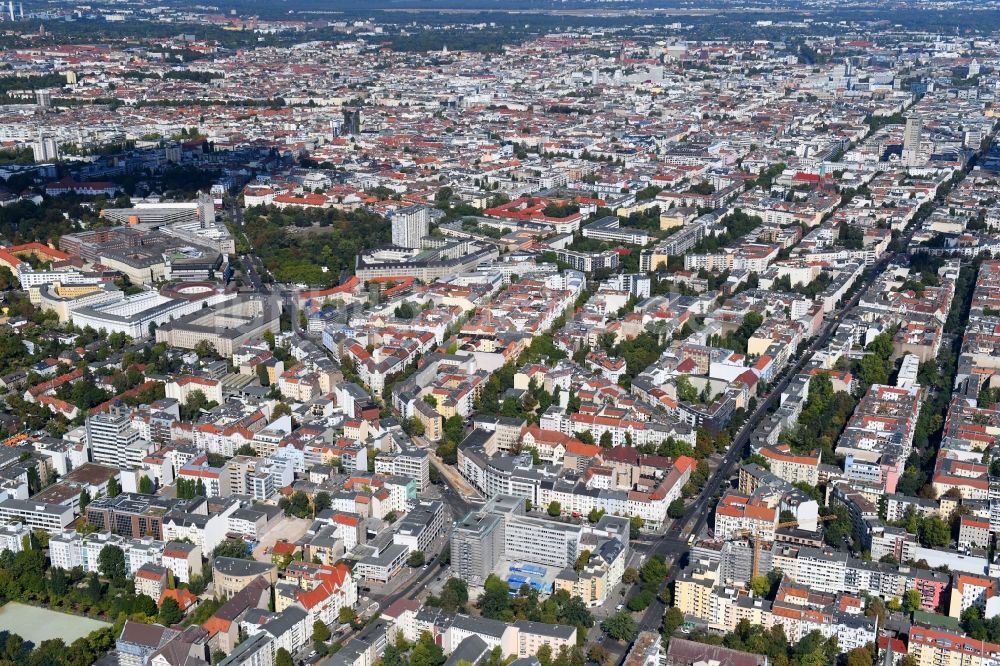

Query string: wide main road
616 232 921 655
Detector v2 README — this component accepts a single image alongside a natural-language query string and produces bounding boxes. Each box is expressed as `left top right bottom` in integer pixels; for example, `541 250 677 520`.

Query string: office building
0 498 74 532
451 509 504 586
85 493 175 539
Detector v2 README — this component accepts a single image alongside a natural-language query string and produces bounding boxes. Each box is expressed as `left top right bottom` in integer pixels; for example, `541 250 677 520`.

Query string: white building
390 205 430 248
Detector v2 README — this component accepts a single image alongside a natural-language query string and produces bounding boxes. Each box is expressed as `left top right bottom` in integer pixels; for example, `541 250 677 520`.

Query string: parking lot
253 515 312 561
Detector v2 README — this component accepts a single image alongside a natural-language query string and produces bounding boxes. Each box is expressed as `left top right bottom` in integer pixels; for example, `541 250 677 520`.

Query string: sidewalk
416 436 483 500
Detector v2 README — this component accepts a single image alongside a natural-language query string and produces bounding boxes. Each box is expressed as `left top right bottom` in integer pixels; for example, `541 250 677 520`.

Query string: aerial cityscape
0 1 998 666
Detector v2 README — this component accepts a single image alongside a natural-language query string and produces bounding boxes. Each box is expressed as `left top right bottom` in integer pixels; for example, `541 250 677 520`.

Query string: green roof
911 610 962 631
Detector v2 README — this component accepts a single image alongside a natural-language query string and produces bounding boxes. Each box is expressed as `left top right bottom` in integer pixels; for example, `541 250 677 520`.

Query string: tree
407 551 426 567
176 477 206 500
866 596 887 624
276 648 294 666
410 630 446 666
847 646 873 666
98 544 127 582
750 575 772 598
181 389 218 422
213 539 250 559
158 596 184 625
627 589 654 611
279 491 311 518
107 476 120 498
668 498 686 519
547 501 561 517
47 566 68 597
273 402 292 419
599 431 613 448
314 491 332 513
918 517 950 547
312 619 332 642
903 588 923 613
640 556 668 592
138 475 154 495
663 606 685 636
676 374 698 403
588 645 609 666
622 567 639 585
86 570 103 602
823 504 853 547
405 416 425 437
587 507 605 524
603 611 637 642
630 516 644 538
257 363 270 386
477 574 510 619
436 578 469 613
194 340 219 359
338 607 357 624
79 489 91 513
235 443 258 456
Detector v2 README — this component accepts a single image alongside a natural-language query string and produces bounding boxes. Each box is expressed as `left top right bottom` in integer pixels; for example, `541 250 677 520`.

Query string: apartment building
948 574 999 619
392 500 445 555
390 205 430 249
714 493 777 541
372 446 430 492
212 557 278 599
675 559 721 622
758 444 820 487
86 402 143 466
908 626 1000 666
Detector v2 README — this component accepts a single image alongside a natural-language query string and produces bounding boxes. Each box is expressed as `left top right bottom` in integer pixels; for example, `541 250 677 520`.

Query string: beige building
958 516 991 550
659 207 698 230
155 295 280 358
909 626 1000 666
675 559 719 623
759 444 820 487
415 400 443 441
212 557 277 599
34 282 121 323
134 563 168 600
514 620 577 660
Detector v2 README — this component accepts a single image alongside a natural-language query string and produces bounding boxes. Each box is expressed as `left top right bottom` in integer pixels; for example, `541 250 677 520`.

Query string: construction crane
739 515 840 579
